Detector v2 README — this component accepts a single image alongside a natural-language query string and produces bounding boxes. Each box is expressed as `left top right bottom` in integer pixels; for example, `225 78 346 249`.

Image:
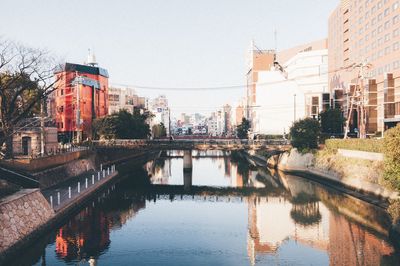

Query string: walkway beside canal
42 164 117 211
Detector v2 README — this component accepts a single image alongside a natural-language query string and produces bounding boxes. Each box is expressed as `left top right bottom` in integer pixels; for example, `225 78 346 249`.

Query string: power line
110 66 352 91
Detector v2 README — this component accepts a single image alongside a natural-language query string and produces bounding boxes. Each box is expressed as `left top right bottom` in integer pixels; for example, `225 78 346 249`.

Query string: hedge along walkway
325 139 384 153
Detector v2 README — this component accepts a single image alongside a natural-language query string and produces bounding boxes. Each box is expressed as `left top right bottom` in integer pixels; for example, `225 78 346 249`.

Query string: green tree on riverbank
289 118 320 151
236 118 250 139
93 109 151 139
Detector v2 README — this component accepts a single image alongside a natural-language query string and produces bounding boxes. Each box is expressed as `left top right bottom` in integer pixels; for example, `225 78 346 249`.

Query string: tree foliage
236 118 250 139
152 122 167 138
289 118 320 151
320 108 344 135
93 109 151 139
0 38 60 158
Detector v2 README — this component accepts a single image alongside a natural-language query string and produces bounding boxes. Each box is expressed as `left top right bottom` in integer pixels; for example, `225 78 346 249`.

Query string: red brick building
54 61 109 142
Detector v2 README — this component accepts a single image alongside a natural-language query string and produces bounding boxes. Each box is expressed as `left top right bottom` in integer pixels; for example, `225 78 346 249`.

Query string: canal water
9 150 400 265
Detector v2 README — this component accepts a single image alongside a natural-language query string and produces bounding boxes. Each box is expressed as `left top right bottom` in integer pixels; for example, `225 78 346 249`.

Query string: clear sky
0 0 338 117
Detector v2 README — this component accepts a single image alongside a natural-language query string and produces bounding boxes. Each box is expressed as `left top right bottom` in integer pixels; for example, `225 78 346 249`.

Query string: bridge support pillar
183 150 192 170
183 150 192 191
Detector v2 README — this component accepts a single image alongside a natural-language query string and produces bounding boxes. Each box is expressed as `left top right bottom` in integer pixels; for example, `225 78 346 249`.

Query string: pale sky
0 0 339 117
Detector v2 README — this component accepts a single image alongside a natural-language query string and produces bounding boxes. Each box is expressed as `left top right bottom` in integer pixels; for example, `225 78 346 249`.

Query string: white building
108 87 143 114
149 95 170 136
254 47 329 135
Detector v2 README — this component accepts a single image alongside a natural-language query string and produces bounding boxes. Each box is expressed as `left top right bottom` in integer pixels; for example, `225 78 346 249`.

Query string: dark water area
6 150 400 265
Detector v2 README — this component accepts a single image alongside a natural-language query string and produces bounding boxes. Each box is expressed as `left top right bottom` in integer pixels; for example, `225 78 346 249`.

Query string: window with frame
385 33 391 41
393 15 399 24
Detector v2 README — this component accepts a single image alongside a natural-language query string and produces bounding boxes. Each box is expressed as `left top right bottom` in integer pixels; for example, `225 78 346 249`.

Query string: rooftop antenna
274 28 277 61
86 48 98 67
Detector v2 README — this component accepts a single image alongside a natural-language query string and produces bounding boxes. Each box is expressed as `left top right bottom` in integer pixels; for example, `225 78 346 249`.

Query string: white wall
254 49 328 135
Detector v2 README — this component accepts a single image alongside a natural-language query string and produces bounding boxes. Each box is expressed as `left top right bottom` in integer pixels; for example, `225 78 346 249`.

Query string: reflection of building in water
230 164 243 187
247 196 330 265
55 197 146 262
329 213 395 266
55 209 111 262
223 157 231 177
146 159 172 184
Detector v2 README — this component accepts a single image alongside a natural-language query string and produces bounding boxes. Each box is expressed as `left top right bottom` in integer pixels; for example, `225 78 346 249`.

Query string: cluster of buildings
238 0 400 137
14 52 172 156
48 52 171 144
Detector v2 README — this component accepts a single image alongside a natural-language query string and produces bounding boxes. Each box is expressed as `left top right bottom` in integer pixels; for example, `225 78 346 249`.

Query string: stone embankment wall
0 189 54 253
34 154 96 189
268 149 398 200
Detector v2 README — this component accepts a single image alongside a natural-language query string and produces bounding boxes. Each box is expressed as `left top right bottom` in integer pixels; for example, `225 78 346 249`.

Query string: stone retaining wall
0 189 54 253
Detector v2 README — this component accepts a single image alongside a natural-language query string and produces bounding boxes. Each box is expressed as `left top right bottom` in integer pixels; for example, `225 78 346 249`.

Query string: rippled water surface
10 150 400 265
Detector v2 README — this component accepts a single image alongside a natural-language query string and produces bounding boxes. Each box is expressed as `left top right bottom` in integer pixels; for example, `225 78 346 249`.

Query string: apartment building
108 87 143 114
329 0 400 134
53 53 109 142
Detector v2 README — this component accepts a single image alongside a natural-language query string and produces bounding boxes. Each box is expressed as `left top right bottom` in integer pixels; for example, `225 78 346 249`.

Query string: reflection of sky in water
25 156 399 266
151 158 239 187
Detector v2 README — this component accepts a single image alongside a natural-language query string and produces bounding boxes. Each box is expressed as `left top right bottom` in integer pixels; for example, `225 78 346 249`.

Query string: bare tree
0 37 62 158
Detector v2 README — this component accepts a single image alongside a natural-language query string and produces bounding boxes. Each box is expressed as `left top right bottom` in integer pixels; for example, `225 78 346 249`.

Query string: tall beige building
329 0 400 134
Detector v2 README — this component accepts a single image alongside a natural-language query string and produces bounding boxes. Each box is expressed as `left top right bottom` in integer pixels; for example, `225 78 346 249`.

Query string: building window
385 21 390 29
385 33 391 41
394 60 400 69
372 6 377 14
394 15 399 24
372 17 377 25
378 25 383 33
378 1 383 9
61 89 64 96
378 37 383 45
384 8 390 16
394 1 399 11
394 28 400 37
385 46 391 55
372 29 377 37
378 49 384 57
394 42 399 51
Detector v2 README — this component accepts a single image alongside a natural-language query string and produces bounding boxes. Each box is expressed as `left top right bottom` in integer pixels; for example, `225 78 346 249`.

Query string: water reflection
15 152 399 265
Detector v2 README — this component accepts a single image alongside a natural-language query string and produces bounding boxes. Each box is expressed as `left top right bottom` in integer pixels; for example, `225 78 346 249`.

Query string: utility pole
343 62 370 139
168 107 171 137
75 72 82 143
40 98 45 156
293 94 297 122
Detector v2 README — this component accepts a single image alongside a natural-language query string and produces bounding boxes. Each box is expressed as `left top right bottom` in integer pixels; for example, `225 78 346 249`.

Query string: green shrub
289 118 320 152
325 139 384 153
383 125 400 191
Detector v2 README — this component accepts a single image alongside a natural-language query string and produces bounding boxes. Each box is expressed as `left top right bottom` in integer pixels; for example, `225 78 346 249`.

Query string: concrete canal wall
0 171 119 264
268 149 398 200
0 189 54 253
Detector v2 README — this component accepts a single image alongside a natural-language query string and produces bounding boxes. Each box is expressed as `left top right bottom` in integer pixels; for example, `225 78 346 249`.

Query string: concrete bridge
93 138 290 151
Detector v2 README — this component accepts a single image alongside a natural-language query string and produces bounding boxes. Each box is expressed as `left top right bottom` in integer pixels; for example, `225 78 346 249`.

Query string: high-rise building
54 52 109 142
329 0 400 134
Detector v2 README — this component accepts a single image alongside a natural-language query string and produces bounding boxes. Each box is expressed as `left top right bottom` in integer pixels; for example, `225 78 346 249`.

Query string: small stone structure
12 126 58 157
0 189 54 252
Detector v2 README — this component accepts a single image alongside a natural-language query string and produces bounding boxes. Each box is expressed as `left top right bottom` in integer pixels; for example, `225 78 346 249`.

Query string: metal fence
46 164 116 211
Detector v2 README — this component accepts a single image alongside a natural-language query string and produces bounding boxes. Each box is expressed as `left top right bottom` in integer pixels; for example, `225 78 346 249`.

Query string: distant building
245 41 275 129
253 39 329 135
149 95 170 136
328 0 400 134
108 87 144 114
54 52 109 142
